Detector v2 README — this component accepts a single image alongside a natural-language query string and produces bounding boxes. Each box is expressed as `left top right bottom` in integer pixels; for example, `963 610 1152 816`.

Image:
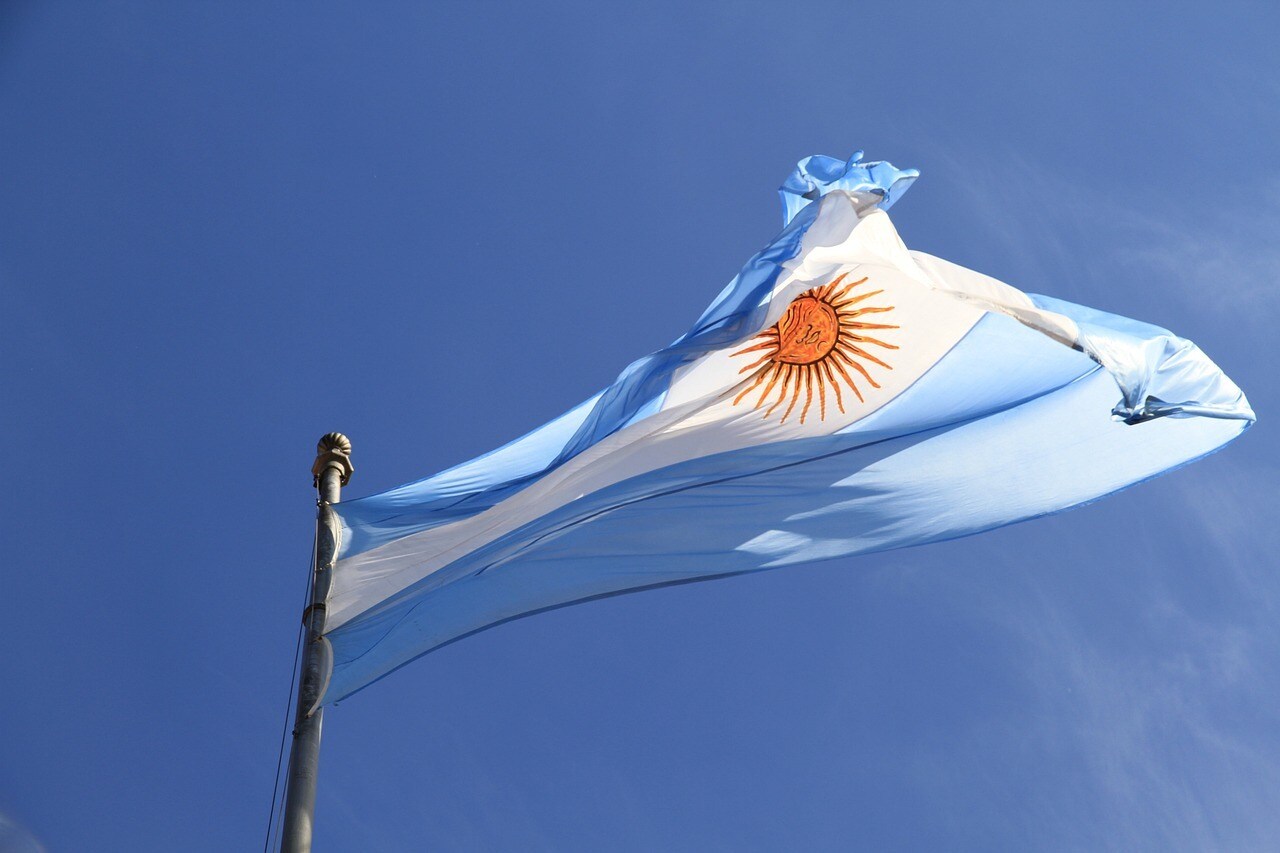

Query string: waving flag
319 153 1253 704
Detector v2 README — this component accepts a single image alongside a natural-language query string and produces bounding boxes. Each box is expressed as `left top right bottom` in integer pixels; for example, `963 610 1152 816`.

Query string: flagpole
281 432 353 852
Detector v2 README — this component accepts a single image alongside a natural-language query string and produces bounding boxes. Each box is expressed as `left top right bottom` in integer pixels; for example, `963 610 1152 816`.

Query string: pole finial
312 432 354 487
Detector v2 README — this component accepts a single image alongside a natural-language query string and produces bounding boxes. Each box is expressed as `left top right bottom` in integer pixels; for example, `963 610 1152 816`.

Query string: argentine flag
320 153 1253 704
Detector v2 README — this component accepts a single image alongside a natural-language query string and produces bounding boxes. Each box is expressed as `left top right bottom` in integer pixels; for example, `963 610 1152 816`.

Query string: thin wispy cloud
0 812 46 853
883 141 1280 849
910 140 1280 333
1004 584 1280 851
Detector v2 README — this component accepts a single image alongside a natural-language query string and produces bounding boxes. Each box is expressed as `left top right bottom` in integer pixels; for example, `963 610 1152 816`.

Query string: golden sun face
730 274 898 424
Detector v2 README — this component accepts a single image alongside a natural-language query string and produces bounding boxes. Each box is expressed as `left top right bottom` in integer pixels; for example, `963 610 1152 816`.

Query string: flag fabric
318 153 1253 704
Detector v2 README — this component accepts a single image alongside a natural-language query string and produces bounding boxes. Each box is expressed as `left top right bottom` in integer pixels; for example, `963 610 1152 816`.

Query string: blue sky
1 2 1277 850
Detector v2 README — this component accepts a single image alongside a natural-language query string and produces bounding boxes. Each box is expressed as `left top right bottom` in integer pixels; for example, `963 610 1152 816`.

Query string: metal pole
281 433 353 852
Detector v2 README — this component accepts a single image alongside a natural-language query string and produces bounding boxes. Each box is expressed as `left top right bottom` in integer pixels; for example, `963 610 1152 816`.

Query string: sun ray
844 312 896 325
798 366 815 423
737 350 777 373
754 363 786 411
844 309 897 320
731 273 896 423
814 364 827 420
833 348 881 388
842 321 899 333
828 354 865 400
733 365 772 406
820 359 844 413
840 332 899 353
732 338 778 358
780 371 803 423
764 365 794 418
832 277 874 294
837 340 891 370
831 289 886 309
818 272 849 300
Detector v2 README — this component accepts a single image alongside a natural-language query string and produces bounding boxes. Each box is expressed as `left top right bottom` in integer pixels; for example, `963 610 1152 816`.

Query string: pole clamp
301 602 328 628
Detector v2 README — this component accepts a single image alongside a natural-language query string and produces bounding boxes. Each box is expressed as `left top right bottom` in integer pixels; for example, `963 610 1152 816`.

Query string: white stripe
327 196 1009 628
910 251 1080 348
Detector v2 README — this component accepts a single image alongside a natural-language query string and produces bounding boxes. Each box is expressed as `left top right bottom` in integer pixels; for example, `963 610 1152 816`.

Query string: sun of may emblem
730 273 899 424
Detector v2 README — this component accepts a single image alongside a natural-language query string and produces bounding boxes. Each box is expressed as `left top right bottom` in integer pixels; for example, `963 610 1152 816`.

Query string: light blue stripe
325 306 1248 703
780 152 919 226
334 394 601 559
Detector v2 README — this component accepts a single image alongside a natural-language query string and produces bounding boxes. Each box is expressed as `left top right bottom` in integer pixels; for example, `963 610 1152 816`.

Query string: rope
263 526 318 852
